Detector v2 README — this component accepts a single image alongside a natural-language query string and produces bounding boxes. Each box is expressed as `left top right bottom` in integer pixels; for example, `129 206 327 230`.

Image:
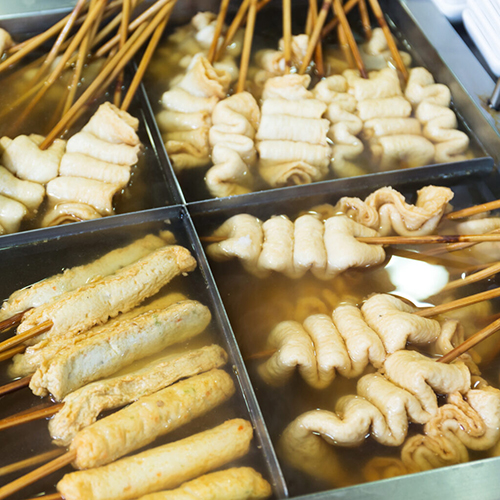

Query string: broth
143 6 484 202
0 222 273 499
199 188 500 496
0 48 175 236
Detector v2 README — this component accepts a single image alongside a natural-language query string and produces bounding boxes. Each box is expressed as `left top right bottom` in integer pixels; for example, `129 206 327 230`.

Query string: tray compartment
0 205 285 499
190 169 500 498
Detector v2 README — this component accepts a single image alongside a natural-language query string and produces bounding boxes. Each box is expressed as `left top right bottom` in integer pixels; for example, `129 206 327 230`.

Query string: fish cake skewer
57 418 254 500
15 245 197 346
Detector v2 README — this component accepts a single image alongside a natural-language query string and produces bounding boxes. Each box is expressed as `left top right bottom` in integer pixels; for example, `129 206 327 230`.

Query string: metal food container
139 0 497 203
0 206 286 499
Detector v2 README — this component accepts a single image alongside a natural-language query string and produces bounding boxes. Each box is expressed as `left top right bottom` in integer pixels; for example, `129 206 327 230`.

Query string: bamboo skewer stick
415 287 500 318
441 262 500 292
114 0 132 107
0 450 76 500
215 0 251 62
358 0 372 39
0 376 31 398
309 0 325 77
32 0 87 84
356 234 500 245
446 200 500 220
207 0 232 63
120 2 174 112
0 450 65 479
0 345 25 363
424 228 500 256
0 10 87 72
94 0 172 58
236 0 258 93
0 320 52 354
63 0 103 115
438 316 500 364
41 0 172 149
0 404 63 432
13 0 107 132
333 0 367 78
321 0 359 38
200 233 500 245
299 0 333 74
0 309 31 333
338 23 355 69
366 0 408 80
282 0 292 74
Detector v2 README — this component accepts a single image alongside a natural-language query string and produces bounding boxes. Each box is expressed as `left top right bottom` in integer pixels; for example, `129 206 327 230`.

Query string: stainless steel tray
0 205 286 499
139 0 497 203
190 168 500 499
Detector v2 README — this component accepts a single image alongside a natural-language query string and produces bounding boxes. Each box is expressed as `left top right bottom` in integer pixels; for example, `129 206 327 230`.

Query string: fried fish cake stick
17 245 197 345
50 344 228 446
136 467 272 500
71 369 236 469
57 418 253 500
30 300 211 400
0 234 167 321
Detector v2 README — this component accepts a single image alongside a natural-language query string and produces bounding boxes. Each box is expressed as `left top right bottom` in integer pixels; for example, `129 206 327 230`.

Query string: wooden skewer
438 316 500 364
114 0 132 107
366 0 408 80
321 0 359 38
357 234 500 245
358 0 373 39
42 1 172 149
95 0 172 58
0 8 88 72
423 228 500 256
0 376 32 398
338 23 355 69
0 404 63 432
299 0 333 74
63 0 102 115
446 200 500 220
0 309 31 333
0 449 65 479
14 0 107 135
441 262 500 292
201 233 500 245
333 0 368 78
309 0 325 77
207 0 232 63
32 0 87 84
236 0 258 93
120 2 174 112
282 0 292 74
0 450 76 500
0 345 25 363
215 0 251 62
415 287 500 318
0 319 53 354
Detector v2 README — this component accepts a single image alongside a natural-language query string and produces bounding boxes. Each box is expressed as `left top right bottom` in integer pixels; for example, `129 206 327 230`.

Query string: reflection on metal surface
489 78 500 111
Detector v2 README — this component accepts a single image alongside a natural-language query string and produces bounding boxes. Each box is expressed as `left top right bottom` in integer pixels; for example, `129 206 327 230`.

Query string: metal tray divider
187 159 495 219
182 207 289 499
